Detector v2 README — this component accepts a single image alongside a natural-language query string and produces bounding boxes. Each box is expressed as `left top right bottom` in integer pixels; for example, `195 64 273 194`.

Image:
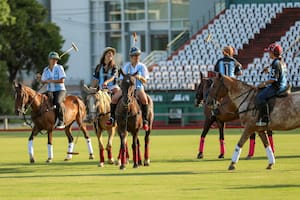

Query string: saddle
258 84 291 114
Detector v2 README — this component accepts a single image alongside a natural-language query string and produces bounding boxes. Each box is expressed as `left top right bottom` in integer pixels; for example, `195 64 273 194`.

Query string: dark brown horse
82 85 116 167
195 72 274 159
206 73 296 170
14 82 94 163
115 71 154 170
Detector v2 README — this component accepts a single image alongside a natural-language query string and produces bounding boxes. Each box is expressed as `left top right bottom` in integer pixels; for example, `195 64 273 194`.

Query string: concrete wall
51 0 91 84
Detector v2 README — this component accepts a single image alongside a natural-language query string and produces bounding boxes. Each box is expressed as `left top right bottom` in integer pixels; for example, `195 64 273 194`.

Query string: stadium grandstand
146 1 300 91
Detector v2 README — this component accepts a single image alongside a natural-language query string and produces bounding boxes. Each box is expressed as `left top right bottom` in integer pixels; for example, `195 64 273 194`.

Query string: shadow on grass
240 155 300 161
228 184 300 190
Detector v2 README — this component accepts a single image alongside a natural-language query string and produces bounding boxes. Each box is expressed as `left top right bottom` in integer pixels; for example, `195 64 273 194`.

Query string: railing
166 30 190 56
142 50 168 67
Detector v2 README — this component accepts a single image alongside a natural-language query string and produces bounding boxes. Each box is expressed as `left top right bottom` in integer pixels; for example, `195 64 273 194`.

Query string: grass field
0 128 300 200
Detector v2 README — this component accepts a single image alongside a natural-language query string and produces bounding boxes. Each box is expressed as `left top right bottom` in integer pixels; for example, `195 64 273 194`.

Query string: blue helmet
129 47 141 56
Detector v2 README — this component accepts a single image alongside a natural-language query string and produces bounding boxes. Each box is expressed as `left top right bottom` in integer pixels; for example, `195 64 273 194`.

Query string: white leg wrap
47 144 53 159
265 146 275 164
28 140 34 157
86 138 93 154
67 143 74 158
231 145 242 163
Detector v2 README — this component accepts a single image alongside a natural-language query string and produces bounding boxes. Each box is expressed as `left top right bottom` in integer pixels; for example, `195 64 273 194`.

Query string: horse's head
13 81 29 116
82 84 101 120
195 72 213 107
120 69 137 105
206 73 229 109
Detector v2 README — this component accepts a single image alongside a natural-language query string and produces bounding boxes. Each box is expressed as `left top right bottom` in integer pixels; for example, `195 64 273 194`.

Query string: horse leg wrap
248 139 255 157
100 149 105 163
265 146 275 164
220 139 225 155
47 144 53 159
67 143 74 159
107 147 112 160
28 140 34 158
199 137 205 153
231 145 242 163
86 138 93 155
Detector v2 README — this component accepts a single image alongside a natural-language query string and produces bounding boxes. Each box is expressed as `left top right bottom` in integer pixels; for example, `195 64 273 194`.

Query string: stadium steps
236 7 300 67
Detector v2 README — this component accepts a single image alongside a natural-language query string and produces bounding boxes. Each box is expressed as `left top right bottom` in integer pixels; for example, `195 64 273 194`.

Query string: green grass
0 129 300 200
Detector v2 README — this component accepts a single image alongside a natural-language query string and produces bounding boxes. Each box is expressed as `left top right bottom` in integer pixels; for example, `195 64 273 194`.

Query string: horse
206 73 297 170
115 70 154 170
14 82 94 163
82 85 116 167
195 72 274 159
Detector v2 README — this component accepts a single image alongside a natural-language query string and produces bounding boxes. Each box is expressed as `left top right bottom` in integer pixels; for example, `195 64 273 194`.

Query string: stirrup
56 121 65 129
256 121 267 127
106 117 115 126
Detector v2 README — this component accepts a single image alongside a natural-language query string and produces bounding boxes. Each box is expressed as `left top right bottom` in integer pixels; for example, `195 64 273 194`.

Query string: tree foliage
0 0 68 83
0 0 68 114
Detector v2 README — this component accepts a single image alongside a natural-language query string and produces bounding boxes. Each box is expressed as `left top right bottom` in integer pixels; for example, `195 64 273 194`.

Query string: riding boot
256 104 269 127
106 103 116 126
56 106 65 129
141 104 149 131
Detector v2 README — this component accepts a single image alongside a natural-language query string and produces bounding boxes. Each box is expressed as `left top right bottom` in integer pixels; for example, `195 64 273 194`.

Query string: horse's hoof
197 152 203 159
144 159 150 166
107 158 114 165
218 154 224 159
133 163 139 168
89 154 94 160
98 162 104 168
115 159 121 166
30 158 35 163
246 155 253 160
120 165 126 170
138 160 143 166
46 158 53 163
228 162 236 170
266 164 273 170
64 158 71 161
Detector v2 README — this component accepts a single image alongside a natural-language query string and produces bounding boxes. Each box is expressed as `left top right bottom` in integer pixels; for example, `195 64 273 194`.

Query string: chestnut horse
14 82 94 163
195 72 274 159
115 71 154 170
206 73 297 170
82 85 116 167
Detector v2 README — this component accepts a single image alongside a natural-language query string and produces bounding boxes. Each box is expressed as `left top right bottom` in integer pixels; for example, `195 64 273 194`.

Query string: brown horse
14 82 94 163
115 71 154 170
195 72 274 159
206 73 297 170
82 85 116 167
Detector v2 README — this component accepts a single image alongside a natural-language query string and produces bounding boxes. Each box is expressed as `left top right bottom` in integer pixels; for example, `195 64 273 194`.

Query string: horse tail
74 96 87 123
147 95 154 129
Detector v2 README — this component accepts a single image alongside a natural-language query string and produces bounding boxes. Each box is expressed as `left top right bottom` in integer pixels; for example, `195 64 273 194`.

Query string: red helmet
264 43 283 56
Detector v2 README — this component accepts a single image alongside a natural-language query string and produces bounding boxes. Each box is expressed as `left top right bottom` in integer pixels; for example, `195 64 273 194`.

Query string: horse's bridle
207 77 255 113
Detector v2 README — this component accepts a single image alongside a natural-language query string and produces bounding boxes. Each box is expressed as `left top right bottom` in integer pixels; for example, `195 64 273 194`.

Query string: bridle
207 77 256 114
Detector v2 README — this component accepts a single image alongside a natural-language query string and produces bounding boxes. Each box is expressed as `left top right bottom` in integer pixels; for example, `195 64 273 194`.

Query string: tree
0 0 68 83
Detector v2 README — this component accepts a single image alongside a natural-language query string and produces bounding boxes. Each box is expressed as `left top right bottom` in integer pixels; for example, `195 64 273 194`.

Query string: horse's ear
200 71 203 81
133 71 139 76
82 84 90 94
13 80 22 89
119 69 125 76
216 72 222 80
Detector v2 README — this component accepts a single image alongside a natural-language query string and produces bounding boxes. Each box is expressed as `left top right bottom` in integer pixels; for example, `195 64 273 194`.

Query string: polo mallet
59 42 79 59
205 33 221 49
132 32 138 46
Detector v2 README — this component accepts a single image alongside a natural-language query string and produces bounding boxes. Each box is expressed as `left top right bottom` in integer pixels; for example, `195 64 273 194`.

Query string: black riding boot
56 104 65 129
256 104 269 126
106 103 117 126
141 104 149 130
